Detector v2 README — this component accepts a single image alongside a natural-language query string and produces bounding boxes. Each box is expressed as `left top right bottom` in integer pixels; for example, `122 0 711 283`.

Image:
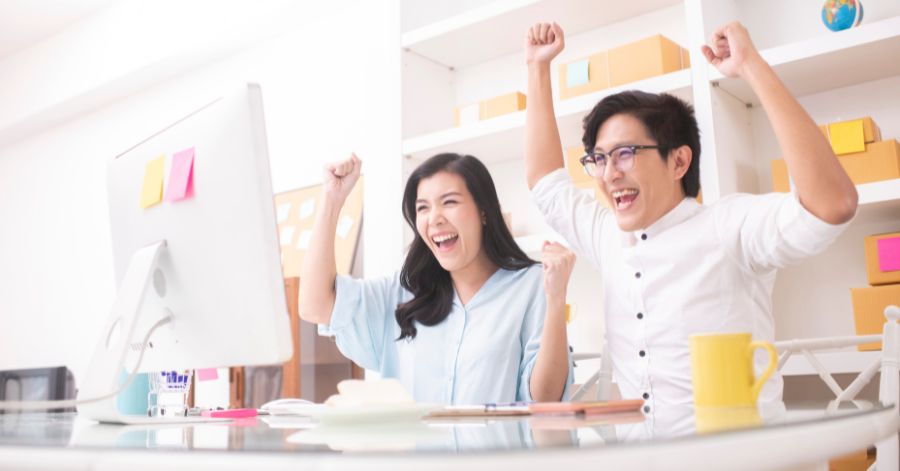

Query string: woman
299 152 573 404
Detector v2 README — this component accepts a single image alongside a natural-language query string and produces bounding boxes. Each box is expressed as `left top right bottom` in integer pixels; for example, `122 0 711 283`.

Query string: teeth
611 189 639 198
432 234 458 243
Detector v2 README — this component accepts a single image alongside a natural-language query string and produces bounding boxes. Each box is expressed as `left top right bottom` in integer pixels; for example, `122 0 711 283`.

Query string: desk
0 404 897 471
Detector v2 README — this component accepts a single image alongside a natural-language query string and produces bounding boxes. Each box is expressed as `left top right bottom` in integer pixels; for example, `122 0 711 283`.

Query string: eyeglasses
579 145 662 177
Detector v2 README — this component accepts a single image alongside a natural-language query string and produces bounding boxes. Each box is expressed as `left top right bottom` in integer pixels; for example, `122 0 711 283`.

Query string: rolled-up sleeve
317 273 405 371
718 192 852 273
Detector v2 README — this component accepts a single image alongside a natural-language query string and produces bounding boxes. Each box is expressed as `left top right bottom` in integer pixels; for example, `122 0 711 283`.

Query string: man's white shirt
532 168 850 420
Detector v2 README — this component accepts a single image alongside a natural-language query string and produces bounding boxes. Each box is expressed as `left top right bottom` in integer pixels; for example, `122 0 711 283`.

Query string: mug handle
748 341 778 403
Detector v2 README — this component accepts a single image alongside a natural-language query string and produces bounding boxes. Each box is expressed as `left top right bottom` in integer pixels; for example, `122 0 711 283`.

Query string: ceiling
0 0 118 59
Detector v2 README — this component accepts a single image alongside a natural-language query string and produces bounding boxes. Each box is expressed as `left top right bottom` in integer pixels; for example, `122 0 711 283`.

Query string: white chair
774 305 900 471
570 344 613 401
569 305 900 470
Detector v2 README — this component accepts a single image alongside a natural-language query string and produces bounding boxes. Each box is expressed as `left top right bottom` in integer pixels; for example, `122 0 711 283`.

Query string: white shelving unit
403 69 692 163
712 15 900 105
399 0 900 379
858 179 900 207
402 0 682 68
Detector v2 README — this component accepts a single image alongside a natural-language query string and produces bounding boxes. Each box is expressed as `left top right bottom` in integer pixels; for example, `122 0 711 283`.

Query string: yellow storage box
850 284 900 351
481 92 526 120
865 232 900 286
771 139 900 192
558 52 611 100
608 35 685 87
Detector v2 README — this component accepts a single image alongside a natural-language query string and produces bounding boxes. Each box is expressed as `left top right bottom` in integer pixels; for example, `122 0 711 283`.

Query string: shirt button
639 350 646 357
641 233 647 240
643 405 651 413
635 272 641 279
642 392 650 400
637 312 644 320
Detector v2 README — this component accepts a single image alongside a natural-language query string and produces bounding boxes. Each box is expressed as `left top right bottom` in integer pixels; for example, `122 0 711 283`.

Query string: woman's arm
529 241 575 401
298 153 362 325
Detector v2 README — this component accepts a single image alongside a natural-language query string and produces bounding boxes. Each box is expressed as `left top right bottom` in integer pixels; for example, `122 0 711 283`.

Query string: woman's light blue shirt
318 264 572 405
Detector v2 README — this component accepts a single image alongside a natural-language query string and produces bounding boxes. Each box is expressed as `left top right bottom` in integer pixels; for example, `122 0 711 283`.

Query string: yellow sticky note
140 155 165 208
828 120 866 155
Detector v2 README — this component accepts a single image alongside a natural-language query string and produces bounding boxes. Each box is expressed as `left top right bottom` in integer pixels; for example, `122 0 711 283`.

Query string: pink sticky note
164 147 195 202
197 368 218 381
877 237 900 272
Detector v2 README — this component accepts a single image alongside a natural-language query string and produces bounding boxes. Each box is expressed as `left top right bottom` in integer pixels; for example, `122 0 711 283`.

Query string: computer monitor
76 83 292 423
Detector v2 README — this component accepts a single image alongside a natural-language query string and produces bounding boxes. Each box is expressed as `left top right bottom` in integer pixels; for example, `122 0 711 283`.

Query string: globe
821 0 864 32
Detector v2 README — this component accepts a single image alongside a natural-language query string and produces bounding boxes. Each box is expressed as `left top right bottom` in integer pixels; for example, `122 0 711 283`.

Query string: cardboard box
680 47 691 69
608 35 684 87
850 284 900 351
821 117 882 155
481 92 526 120
771 159 791 193
836 139 900 184
454 92 526 126
865 232 900 286
771 139 900 191
558 52 611 100
828 120 866 155
825 117 882 144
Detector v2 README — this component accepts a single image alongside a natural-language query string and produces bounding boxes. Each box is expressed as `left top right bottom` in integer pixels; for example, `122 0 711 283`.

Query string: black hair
581 90 701 197
395 153 537 340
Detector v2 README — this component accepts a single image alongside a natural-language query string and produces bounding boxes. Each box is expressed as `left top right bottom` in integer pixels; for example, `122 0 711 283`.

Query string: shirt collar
620 198 702 246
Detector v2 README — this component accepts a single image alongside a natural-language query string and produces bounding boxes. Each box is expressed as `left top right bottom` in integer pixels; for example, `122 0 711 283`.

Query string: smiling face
594 113 688 231
414 171 489 275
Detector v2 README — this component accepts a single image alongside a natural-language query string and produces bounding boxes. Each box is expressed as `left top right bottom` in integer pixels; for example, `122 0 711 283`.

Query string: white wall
0 0 402 383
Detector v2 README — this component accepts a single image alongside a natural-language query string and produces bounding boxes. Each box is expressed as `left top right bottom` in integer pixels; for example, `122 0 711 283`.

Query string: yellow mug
689 332 777 408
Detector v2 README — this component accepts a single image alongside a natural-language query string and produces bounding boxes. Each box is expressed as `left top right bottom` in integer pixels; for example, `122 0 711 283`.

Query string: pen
484 401 531 411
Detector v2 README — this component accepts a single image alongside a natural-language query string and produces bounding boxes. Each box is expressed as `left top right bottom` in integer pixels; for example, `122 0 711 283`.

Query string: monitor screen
77 83 292 422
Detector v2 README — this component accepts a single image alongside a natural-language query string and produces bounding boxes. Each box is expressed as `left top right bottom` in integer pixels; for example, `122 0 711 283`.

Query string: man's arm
702 22 857 224
525 22 567 190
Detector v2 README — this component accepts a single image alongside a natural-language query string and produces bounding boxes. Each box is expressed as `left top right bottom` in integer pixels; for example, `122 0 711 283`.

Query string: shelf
780 350 882 376
713 16 900 104
401 0 681 69
858 179 900 207
854 179 900 222
402 69 692 164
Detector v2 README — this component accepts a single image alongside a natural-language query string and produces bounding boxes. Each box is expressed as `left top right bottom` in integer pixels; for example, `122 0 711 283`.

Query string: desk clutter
852 231 900 351
772 116 900 191
257 379 644 427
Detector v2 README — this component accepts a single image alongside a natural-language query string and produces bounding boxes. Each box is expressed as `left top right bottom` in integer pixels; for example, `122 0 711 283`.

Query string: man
523 21 857 418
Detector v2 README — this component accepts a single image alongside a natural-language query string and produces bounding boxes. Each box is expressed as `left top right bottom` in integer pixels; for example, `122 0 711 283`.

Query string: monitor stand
75 241 224 425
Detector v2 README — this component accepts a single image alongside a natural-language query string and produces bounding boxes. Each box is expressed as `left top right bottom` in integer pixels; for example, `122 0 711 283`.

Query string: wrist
319 196 345 218
527 60 552 72
545 295 567 310
738 53 768 80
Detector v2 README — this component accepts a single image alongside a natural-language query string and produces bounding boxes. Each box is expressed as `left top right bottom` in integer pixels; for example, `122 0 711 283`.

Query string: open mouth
611 188 639 211
432 233 459 251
